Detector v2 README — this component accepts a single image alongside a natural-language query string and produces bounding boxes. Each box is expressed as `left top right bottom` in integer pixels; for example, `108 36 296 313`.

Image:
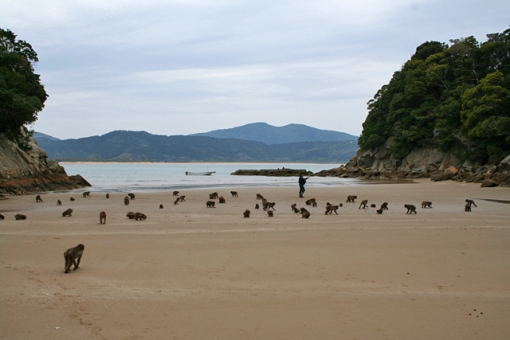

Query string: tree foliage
0 28 48 136
359 27 510 164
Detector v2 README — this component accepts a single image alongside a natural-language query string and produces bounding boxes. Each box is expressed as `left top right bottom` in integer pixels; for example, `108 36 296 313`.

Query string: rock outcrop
316 139 510 187
0 130 90 195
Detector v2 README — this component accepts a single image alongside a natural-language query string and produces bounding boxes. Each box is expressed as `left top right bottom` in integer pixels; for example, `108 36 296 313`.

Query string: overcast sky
2 0 509 139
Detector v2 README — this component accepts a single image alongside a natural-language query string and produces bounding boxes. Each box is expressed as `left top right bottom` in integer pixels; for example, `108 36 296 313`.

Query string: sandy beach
1 180 509 339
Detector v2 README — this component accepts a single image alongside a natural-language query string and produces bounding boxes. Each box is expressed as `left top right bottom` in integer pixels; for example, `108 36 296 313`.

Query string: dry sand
1 180 509 339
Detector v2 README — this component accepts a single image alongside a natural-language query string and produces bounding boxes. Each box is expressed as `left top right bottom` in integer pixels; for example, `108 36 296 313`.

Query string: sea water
61 162 360 192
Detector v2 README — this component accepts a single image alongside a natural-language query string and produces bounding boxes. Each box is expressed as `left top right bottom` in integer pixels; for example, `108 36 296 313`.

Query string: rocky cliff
0 130 90 195
316 138 510 187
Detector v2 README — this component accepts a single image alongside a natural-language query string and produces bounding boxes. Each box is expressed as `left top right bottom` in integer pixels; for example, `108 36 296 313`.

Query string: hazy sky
2 0 509 139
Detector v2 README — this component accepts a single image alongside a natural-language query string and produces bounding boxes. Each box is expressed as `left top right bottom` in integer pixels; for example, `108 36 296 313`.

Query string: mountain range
35 123 359 163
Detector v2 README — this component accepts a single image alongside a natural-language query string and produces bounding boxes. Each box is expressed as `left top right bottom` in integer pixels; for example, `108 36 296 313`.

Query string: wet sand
1 180 509 339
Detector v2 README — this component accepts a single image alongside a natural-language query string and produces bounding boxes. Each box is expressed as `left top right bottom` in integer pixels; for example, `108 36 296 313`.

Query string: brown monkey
256 193 264 200
255 203 259 209
465 199 477 207
370 204 376 208
134 212 147 220
57 199 62 206
346 195 357 203
404 204 417 214
128 193 136 200
358 200 368 209
209 192 219 199
70 197 75 201
99 211 106 224
243 209 250 218
218 196 226 203
106 193 110 199
179 195 186 202
206 201 216 208
376 208 383 214
15 214 26 220
64 244 84 273
325 203 339 215
465 203 471 212
159 204 164 209
0 213 4 220
300 208 311 219
291 203 297 211
36 195 43 203
126 212 136 219
124 196 130 205
305 198 317 207
267 210 274 217
263 202 276 211
82 191 91 198
380 202 389 210
173 191 180 196
261 198 268 206
293 207 300 213
421 201 433 208
174 198 180 205
62 208 73 217
230 191 238 197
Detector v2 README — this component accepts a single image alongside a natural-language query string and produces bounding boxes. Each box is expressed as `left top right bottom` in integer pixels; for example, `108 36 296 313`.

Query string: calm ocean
61 162 360 192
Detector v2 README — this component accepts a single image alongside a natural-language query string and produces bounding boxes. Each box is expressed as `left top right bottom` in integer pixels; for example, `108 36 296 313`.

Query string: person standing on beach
299 173 308 198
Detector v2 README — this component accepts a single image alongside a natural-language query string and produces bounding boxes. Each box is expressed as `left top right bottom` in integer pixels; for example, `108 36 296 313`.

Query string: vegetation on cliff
358 28 510 164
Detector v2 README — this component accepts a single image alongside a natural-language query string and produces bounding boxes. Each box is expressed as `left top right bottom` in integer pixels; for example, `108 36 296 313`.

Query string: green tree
0 28 48 136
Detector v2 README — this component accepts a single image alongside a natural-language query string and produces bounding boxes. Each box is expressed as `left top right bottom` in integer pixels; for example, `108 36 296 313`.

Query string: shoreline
1 181 509 339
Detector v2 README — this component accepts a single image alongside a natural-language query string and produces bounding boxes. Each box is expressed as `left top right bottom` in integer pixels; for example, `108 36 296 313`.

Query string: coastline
1 181 509 339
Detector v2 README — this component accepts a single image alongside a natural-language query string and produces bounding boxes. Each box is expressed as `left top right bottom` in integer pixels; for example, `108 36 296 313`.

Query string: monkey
300 208 311 219
128 193 136 200
465 199 477 208
15 214 27 220
179 195 186 202
124 196 130 206
421 201 433 208
261 198 268 206
36 195 43 203
218 196 226 203
370 204 376 208
174 198 180 205
209 192 219 199
376 208 383 214
173 191 180 196
126 212 136 219
243 209 250 218
465 203 471 212
380 202 389 210
358 200 368 209
346 195 357 203
0 213 4 220
206 201 216 208
291 203 297 211
230 191 239 197
63 244 84 273
99 211 106 224
57 199 62 206
62 208 73 217
256 193 264 200
404 204 417 214
293 207 300 213
267 210 274 217
263 202 276 211
106 193 110 199
134 212 147 220
82 191 91 198
305 198 317 207
159 204 164 209
70 197 75 201
255 203 259 209
325 203 339 215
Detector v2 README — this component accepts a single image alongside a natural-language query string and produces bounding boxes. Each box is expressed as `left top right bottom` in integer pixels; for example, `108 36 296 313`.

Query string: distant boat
185 171 216 176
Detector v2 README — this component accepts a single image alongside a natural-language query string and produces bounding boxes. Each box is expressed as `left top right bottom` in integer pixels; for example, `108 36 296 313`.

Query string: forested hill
190 123 358 144
36 130 358 163
358 27 510 164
